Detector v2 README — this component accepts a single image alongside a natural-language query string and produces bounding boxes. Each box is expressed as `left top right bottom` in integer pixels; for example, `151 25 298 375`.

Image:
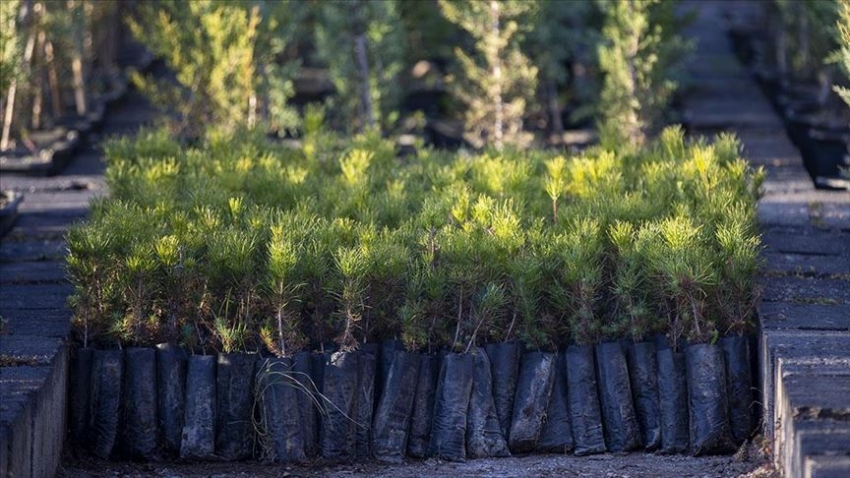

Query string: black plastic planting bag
508 352 556 453
372 351 420 463
156 343 187 456
428 353 474 461
686 343 735 455
485 341 520 438
216 352 256 460
355 348 377 457
256 357 305 463
722 336 754 444
466 347 510 458
181 355 216 459
89 349 123 459
294 351 319 458
378 339 404 402
595 342 642 452
565 345 606 456
320 351 359 458
121 347 158 459
656 348 689 454
537 353 573 454
407 353 439 458
69 347 93 450
626 341 661 451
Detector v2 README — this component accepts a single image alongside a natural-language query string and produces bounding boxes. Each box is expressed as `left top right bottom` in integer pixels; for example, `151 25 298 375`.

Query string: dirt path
60 446 775 478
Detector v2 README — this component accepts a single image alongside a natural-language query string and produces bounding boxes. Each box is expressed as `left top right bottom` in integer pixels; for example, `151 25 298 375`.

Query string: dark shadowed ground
59 441 777 478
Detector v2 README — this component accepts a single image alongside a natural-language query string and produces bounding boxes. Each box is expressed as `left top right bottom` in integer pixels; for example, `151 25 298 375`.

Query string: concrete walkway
0 90 154 477
683 2 850 477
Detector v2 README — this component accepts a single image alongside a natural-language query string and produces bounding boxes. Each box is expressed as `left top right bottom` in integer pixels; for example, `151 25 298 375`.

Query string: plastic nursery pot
320 350 360 459
784 104 819 155
484 341 521 439
428 352 474 461
466 347 510 459
537 353 574 454
626 341 662 451
595 342 643 452
121 347 159 460
89 349 123 459
69 347 94 452
294 351 320 458
508 351 556 454
216 352 257 461
378 339 405 406
407 353 440 458
356 345 378 458
656 347 689 454
255 357 305 463
807 128 850 188
372 350 421 463
565 345 606 456
181 355 216 460
722 336 755 445
686 343 736 456
156 343 187 457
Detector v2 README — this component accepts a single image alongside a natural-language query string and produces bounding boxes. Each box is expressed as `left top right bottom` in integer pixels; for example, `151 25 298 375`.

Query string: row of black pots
748 72 849 189
69 336 754 463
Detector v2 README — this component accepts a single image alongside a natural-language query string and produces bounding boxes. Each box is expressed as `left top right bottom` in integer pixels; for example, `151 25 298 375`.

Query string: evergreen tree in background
597 0 692 149
128 0 303 138
835 0 850 106
314 0 405 134
439 0 538 150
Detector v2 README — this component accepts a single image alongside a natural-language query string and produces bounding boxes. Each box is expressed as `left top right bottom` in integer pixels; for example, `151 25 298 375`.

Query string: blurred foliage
128 0 304 138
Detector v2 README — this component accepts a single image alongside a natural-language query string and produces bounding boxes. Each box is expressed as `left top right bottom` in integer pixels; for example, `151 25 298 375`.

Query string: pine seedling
465 282 508 353
648 215 718 348
399 262 429 353
713 215 762 337
607 220 659 342
555 218 606 346
154 233 201 344
66 224 116 348
115 241 159 345
206 228 260 352
439 0 538 149
509 252 554 350
332 246 370 352
360 228 410 342
260 225 305 358
543 155 568 223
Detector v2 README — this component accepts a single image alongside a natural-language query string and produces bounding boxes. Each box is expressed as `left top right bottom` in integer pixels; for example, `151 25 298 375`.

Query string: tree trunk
547 79 564 138
1 1 37 151
490 0 503 150
69 0 87 116
44 38 62 118
354 33 373 132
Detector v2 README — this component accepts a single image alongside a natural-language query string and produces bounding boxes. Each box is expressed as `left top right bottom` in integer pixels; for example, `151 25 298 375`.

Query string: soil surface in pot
59 443 776 477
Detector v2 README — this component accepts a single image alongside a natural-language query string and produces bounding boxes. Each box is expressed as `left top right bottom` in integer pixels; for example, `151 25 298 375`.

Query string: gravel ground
59 443 777 478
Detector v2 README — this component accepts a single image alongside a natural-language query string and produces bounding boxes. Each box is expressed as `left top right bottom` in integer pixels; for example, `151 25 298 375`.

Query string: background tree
128 0 303 138
439 0 538 149
596 0 692 149
835 0 850 106
314 0 405 134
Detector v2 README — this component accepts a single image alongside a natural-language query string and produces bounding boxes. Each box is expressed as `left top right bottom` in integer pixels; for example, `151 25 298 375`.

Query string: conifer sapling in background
439 0 538 149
